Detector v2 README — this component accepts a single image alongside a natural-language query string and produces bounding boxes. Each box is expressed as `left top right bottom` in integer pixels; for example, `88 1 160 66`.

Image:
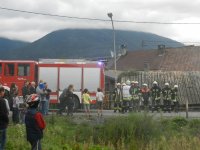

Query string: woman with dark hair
10 83 20 124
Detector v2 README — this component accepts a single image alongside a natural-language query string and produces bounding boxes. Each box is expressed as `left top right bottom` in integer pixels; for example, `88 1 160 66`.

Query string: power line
143 40 200 44
0 6 109 22
1 6 200 25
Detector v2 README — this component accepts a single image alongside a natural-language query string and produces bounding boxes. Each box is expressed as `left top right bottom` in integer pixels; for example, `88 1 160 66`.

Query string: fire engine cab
0 59 105 109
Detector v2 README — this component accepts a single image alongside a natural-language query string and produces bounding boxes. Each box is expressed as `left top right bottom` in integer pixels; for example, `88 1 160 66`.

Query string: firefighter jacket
129 86 140 100
171 88 178 102
140 88 150 101
122 85 131 100
113 87 122 102
162 87 172 100
150 86 161 100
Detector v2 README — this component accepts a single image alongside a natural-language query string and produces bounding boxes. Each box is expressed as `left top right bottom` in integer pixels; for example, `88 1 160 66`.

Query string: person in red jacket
140 84 150 111
25 94 46 150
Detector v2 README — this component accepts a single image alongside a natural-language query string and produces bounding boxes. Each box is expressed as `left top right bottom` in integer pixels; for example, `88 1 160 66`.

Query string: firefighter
129 81 140 112
150 81 162 112
122 80 131 113
128 81 135 111
113 83 122 113
140 83 150 111
162 83 172 112
171 85 179 113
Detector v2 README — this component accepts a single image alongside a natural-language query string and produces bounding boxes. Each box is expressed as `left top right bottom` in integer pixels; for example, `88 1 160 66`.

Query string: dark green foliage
6 114 200 150
171 117 188 128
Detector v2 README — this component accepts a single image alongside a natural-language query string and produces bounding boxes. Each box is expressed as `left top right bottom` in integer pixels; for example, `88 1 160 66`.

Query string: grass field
5 113 200 150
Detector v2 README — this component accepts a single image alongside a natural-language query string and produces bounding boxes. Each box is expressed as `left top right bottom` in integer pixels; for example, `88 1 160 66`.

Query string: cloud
0 0 200 44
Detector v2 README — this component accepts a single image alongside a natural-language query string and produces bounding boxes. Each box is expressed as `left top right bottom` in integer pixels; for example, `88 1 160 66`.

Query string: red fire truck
0 59 105 109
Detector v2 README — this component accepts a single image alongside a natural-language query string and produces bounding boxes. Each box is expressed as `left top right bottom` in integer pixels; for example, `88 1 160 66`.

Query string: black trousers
151 98 161 111
122 100 129 113
57 101 67 115
163 100 171 112
67 103 74 116
30 140 41 150
114 101 122 112
12 107 19 124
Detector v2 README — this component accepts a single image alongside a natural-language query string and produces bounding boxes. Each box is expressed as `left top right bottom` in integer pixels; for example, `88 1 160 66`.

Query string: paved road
55 110 200 119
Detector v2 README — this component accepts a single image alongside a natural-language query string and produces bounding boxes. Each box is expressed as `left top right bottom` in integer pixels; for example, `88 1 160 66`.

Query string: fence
119 71 200 105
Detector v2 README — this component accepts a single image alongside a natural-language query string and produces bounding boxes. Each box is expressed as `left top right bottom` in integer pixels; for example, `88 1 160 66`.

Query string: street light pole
107 12 117 85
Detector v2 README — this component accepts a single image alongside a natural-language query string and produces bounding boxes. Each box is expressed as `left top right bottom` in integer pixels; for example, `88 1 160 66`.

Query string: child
25 94 46 150
82 89 91 117
96 88 104 117
0 87 9 150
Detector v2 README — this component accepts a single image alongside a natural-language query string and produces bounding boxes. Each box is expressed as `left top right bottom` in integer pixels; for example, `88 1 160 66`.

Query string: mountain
3 29 183 59
0 37 29 51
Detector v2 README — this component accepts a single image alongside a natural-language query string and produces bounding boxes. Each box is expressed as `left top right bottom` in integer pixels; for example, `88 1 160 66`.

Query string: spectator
25 94 46 150
10 83 20 124
44 82 51 115
65 85 75 116
0 87 9 150
29 81 36 95
58 87 68 115
36 82 46 115
82 88 91 118
96 88 104 117
57 84 74 116
22 80 30 100
3 87 10 113
1 86 10 113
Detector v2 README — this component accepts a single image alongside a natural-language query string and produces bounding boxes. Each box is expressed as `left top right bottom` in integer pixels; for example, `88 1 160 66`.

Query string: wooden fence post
186 98 189 118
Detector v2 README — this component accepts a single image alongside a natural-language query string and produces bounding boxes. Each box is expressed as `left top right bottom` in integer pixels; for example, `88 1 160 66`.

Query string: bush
188 119 200 137
90 113 162 148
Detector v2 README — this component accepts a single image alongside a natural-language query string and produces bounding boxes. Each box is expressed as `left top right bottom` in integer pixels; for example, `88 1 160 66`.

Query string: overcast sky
1 0 200 44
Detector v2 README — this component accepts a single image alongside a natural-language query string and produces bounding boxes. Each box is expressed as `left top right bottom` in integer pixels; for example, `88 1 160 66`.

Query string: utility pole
107 12 117 85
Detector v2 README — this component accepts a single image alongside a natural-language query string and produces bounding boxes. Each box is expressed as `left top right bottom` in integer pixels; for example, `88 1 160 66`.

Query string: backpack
59 89 68 103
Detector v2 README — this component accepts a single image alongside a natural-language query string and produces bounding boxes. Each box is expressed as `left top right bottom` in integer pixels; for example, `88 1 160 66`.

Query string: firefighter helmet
174 85 178 88
122 83 126 86
135 81 139 84
131 81 135 84
126 80 131 85
153 81 158 85
165 83 169 86
143 83 148 87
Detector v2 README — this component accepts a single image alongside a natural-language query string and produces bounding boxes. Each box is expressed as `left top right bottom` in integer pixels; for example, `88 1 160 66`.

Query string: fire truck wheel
73 95 80 110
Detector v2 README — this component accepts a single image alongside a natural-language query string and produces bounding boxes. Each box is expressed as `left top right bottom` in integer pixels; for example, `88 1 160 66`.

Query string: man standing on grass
0 87 9 150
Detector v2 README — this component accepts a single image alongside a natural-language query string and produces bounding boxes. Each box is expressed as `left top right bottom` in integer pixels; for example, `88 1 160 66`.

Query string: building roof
159 46 200 71
112 46 200 71
114 50 162 71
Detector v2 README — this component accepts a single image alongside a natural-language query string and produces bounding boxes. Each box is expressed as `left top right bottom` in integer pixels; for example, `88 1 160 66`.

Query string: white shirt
13 96 20 108
96 92 104 102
